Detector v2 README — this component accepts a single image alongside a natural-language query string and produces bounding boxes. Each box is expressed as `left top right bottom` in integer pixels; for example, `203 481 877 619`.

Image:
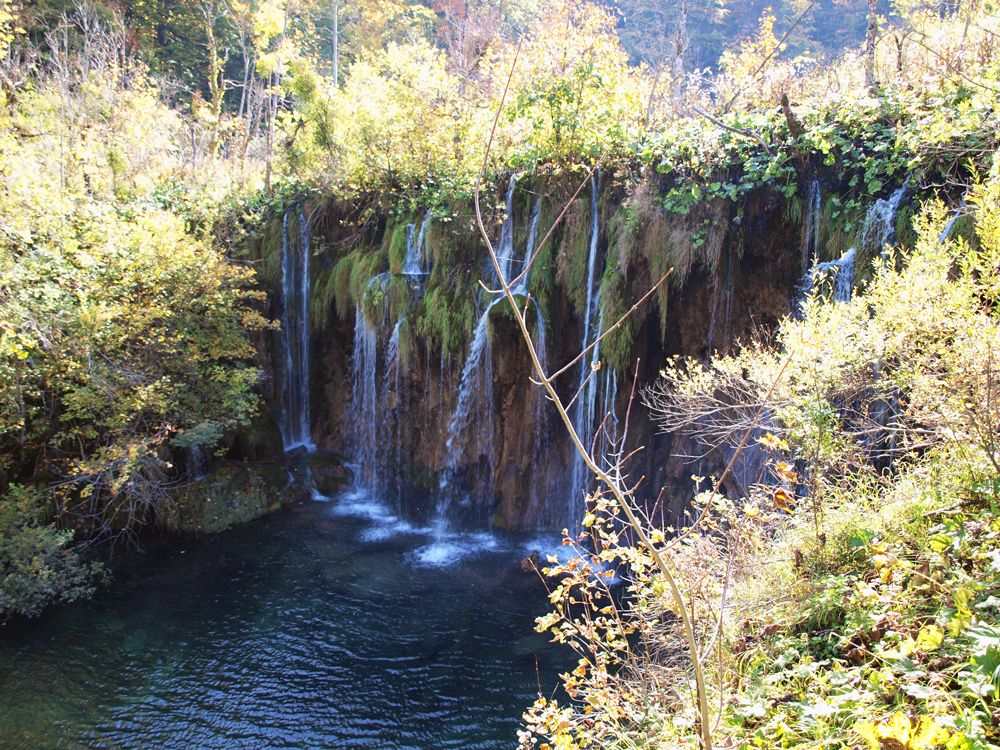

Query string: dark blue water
0 490 571 749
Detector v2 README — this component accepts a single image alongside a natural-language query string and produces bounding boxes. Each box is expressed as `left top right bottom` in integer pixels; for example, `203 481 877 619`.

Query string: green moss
158 464 288 535
331 250 357 320
311 267 337 330
527 201 556 317
253 219 285 292
786 191 804 225
822 197 864 262
895 202 918 252
387 221 409 274
600 252 639 374
387 274 412 323
426 207 481 267
397 316 415 370
351 250 388 311
414 279 476 355
555 196 592 318
952 213 979 252
362 272 390 324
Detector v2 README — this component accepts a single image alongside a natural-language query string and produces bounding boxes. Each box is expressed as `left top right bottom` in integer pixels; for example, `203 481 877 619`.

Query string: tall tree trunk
266 0 292 196
204 4 224 160
865 0 878 91
672 0 688 110
332 0 339 87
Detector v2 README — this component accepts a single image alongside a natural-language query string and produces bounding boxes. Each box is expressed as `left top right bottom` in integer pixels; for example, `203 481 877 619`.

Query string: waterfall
444 179 521 473
493 177 518 286
445 299 500 461
512 197 541 296
186 445 210 481
351 305 379 490
798 179 909 307
707 247 734 355
527 197 549 449
416 211 431 272
279 206 313 451
385 315 407 508
568 172 604 529
860 177 910 261
403 212 431 277
349 212 436 497
804 179 822 268
532 303 549 449
938 206 963 246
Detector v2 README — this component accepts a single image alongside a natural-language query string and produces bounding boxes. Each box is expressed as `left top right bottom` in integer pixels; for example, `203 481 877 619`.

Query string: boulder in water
285 444 310 460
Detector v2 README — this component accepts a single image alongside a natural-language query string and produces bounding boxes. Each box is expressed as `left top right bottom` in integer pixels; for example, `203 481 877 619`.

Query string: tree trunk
672 0 688 110
201 2 225 160
865 0 878 91
332 0 339 87
266 0 292 196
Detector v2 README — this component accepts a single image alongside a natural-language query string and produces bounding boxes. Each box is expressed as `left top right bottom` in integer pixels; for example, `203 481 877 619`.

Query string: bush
0 485 100 619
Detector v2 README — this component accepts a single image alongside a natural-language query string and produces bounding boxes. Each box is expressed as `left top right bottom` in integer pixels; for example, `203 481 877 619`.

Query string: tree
865 0 877 89
200 1 229 159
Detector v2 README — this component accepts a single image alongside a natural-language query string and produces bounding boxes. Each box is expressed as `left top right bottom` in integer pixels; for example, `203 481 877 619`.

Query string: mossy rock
225 407 285 463
308 451 350 497
158 463 290 535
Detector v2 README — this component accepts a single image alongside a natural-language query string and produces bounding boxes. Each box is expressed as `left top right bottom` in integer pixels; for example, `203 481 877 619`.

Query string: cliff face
251 171 809 530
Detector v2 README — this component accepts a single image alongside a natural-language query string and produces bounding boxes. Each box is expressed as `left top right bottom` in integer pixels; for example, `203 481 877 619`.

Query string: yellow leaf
916 624 944 651
775 461 797 482
773 487 796 512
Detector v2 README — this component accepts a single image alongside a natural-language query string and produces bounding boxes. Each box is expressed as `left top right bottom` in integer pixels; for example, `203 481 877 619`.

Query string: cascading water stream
798 179 910 306
707 247 734 355
434 180 526 533
512 197 541 296
493 177 518 286
520 197 549 453
351 304 380 491
186 445 210 481
349 205 436 499
402 212 432 277
804 178 822 268
279 206 314 451
568 172 604 530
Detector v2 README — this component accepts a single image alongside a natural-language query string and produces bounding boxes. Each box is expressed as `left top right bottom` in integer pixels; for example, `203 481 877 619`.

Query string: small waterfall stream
435 181 559 534
350 210 435 500
804 178 822 268
279 206 314 451
351 303 380 490
798 179 910 306
186 445 210 481
443 179 521 474
403 211 432 277
568 172 604 530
